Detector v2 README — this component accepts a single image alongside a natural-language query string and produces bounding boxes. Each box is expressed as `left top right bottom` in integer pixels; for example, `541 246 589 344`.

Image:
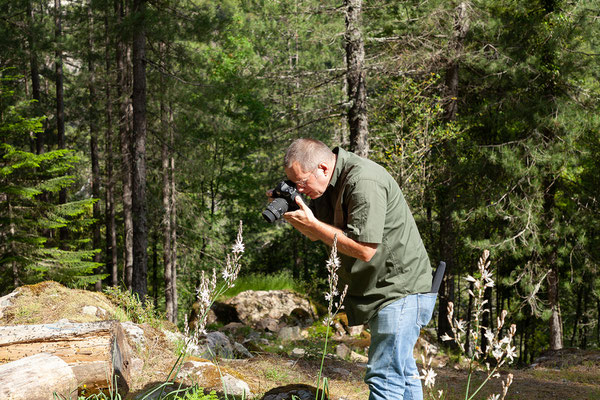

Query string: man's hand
283 196 319 241
284 195 378 262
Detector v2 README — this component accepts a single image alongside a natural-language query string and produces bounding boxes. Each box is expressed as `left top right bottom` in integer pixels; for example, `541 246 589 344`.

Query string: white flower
231 242 245 254
484 328 495 344
506 345 517 362
421 368 437 388
441 333 453 342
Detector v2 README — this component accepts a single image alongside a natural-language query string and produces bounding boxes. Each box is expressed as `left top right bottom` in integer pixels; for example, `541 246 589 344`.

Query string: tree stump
0 320 132 395
0 353 78 400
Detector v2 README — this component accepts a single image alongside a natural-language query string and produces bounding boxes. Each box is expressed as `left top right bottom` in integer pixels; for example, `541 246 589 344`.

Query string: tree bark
88 2 102 291
169 105 179 324
161 58 174 321
0 353 77 400
0 321 132 394
344 0 369 157
131 0 148 299
115 0 133 290
55 0 67 241
571 283 583 346
541 0 563 352
104 7 118 287
170 108 178 323
27 1 44 155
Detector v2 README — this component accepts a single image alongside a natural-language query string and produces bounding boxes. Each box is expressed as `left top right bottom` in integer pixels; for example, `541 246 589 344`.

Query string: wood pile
0 320 132 399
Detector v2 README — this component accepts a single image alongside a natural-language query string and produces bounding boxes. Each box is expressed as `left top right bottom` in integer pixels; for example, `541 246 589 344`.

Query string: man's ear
319 161 330 177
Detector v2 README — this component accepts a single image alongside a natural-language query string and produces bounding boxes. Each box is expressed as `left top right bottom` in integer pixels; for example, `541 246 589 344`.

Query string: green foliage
219 271 305 299
0 76 104 292
103 286 164 328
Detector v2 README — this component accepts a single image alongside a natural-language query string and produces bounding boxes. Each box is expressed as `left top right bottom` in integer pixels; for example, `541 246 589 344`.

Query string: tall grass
218 271 305 300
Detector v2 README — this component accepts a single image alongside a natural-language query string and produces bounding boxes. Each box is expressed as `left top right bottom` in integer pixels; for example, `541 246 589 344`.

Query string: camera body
263 180 300 223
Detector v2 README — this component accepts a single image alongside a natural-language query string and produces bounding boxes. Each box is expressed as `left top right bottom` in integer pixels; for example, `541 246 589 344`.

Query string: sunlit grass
218 271 305 300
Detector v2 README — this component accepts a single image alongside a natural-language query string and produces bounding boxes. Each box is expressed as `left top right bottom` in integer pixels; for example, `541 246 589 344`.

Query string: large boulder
224 290 316 332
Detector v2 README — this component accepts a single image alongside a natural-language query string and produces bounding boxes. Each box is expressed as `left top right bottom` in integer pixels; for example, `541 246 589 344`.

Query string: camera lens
262 197 289 223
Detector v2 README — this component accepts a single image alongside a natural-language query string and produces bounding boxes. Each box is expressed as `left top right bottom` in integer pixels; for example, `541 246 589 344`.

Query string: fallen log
0 353 78 400
0 320 132 395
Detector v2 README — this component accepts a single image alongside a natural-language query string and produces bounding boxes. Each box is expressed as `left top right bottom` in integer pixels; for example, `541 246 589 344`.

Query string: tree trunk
131 0 148 300
464 280 474 355
161 61 173 321
541 0 563 352
115 0 133 290
170 107 178 324
8 200 19 289
27 1 43 155
344 0 369 157
88 2 102 291
571 283 583 346
152 231 158 308
0 321 132 394
55 0 67 242
104 7 118 287
54 0 65 152
0 353 77 400
547 263 563 350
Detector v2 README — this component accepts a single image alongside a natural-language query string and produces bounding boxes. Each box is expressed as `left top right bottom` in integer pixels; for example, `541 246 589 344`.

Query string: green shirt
312 147 432 325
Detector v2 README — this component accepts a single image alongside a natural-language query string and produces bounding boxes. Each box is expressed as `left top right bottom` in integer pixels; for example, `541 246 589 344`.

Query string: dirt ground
220 349 600 400
2 282 600 400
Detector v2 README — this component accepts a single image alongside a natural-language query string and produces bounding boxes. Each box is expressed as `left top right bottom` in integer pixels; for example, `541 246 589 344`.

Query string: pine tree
1 75 104 291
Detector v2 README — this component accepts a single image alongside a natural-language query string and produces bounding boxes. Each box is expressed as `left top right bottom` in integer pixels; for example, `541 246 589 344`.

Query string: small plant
185 220 244 343
67 222 246 400
315 234 348 400
104 285 162 328
418 250 516 400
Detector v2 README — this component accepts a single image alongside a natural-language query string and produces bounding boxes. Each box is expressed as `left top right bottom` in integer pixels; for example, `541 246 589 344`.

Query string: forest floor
2 282 600 400
219 346 600 400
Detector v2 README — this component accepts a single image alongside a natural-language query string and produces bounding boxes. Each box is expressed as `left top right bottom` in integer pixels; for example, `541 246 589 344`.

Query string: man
279 138 436 400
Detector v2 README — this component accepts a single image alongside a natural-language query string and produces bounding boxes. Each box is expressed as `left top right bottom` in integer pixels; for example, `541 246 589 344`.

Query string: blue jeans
365 293 437 400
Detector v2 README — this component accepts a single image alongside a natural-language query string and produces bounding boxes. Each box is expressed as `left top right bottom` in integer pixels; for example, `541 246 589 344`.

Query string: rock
335 343 368 363
349 351 368 363
188 331 252 360
221 322 246 332
225 290 316 330
121 321 146 350
262 384 327 400
336 343 352 359
178 359 251 398
233 341 254 359
290 348 306 357
278 326 304 343
0 290 19 320
348 325 364 337
199 331 235 359
256 318 281 332
82 305 98 316
221 373 252 397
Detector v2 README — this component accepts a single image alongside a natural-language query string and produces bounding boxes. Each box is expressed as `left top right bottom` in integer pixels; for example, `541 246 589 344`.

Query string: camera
263 180 301 223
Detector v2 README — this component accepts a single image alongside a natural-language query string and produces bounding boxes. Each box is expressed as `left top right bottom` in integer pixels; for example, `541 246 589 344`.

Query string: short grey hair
284 138 334 172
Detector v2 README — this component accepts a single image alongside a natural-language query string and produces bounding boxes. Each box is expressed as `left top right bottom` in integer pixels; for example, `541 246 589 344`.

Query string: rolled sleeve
345 180 386 243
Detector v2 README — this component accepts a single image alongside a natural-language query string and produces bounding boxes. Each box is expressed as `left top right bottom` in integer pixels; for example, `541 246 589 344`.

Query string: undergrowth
104 286 165 329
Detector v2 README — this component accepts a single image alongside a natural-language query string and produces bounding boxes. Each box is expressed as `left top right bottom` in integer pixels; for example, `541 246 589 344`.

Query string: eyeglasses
294 167 317 189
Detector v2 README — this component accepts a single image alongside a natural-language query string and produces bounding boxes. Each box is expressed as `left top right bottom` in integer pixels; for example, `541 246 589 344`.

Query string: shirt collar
329 147 347 188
